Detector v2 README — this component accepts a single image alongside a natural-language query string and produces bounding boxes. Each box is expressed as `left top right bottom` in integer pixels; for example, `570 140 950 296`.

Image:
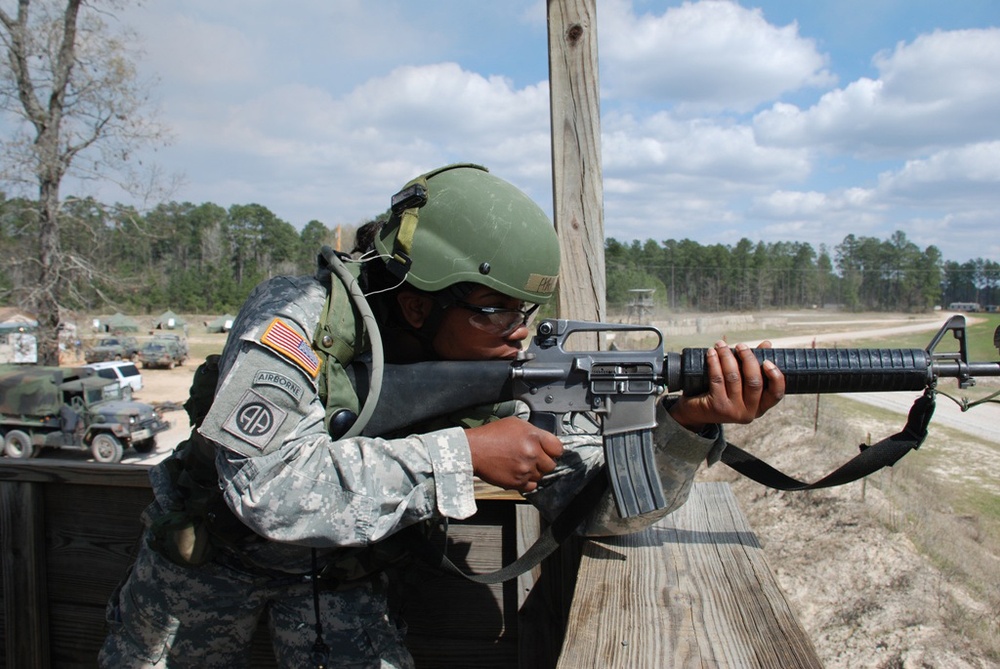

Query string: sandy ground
44 314 1000 667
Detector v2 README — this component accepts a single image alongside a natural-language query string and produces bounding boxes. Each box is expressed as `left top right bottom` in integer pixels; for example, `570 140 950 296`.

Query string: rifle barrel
669 348 940 396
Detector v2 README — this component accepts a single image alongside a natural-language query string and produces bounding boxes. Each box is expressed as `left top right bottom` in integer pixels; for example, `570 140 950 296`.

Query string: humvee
84 335 141 363
0 365 169 463
139 333 188 369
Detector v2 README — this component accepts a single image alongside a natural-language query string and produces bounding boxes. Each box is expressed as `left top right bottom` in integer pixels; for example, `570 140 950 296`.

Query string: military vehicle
0 365 169 463
84 335 141 363
138 333 189 369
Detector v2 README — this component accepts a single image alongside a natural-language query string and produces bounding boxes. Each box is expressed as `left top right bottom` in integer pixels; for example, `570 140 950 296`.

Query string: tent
205 314 236 333
153 310 186 330
101 312 139 333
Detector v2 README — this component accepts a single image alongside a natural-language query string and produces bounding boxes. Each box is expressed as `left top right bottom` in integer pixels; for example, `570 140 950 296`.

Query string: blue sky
96 0 1000 263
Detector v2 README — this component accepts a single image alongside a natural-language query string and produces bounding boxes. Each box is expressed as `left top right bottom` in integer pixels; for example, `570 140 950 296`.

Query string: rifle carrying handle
672 348 932 396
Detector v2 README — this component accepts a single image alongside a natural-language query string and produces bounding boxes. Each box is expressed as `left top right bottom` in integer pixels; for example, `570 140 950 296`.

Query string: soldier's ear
396 291 435 329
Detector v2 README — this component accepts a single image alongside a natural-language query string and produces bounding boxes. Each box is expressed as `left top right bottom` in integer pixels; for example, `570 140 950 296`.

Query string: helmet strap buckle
385 250 412 281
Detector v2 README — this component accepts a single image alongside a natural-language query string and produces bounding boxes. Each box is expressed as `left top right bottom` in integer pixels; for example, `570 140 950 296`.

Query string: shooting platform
0 460 819 668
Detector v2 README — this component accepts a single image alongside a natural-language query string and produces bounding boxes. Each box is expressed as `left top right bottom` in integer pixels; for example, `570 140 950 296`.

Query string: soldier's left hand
668 340 785 432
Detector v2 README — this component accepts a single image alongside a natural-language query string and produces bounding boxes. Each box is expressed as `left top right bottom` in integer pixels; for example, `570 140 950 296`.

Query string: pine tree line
1 194 996 316
606 232 999 312
0 196 366 316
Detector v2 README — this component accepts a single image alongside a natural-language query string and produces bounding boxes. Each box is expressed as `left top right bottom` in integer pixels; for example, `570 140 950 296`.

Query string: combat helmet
375 164 560 305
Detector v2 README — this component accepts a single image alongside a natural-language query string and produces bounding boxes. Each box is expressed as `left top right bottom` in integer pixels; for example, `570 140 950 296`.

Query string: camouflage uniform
100 260 724 668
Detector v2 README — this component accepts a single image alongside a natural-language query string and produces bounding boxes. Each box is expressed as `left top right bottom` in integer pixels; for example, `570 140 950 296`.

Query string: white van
83 361 143 400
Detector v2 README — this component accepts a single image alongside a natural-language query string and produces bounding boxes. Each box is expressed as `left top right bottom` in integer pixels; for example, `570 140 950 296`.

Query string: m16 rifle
349 314 1000 519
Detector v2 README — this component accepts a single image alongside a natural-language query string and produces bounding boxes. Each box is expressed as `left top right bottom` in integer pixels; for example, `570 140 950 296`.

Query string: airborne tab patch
260 318 320 378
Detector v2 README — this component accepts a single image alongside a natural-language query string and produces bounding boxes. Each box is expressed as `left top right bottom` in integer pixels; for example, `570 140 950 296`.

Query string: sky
93 0 1000 263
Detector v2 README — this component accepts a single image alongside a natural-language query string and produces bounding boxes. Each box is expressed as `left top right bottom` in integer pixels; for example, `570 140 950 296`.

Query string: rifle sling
413 470 609 584
721 388 937 491
412 390 937 581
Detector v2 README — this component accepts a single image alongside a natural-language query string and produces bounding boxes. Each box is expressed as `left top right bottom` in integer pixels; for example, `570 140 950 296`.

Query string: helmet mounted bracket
385 181 428 281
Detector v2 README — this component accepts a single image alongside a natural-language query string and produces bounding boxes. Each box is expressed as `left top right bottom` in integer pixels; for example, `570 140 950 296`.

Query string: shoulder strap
721 388 936 491
312 255 368 430
313 257 366 367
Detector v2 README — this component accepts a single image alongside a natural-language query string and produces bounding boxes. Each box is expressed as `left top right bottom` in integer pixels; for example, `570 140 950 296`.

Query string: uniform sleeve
526 397 724 537
198 325 477 549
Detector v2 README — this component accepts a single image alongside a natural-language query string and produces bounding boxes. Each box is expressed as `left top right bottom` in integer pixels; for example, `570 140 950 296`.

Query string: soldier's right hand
465 417 564 493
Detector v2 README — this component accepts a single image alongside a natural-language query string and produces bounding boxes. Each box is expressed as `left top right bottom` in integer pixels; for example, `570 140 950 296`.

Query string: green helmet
375 164 560 304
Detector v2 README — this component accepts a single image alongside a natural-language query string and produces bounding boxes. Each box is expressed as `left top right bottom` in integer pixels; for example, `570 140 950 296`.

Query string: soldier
100 164 784 668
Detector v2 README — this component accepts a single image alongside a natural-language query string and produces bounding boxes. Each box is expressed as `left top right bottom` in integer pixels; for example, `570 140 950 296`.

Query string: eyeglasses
454 301 540 336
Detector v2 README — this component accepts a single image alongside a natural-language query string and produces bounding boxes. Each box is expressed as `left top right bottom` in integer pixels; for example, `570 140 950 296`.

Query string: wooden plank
517 504 582 669
556 482 822 669
1 481 50 669
547 0 606 329
474 479 523 500
0 460 150 487
44 484 151 606
0 461 516 498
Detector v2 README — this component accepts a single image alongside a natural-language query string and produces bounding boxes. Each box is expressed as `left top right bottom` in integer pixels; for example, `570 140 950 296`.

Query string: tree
0 0 165 364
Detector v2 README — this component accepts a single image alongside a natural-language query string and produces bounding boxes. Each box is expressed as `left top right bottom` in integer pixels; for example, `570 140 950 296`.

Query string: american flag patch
260 318 320 378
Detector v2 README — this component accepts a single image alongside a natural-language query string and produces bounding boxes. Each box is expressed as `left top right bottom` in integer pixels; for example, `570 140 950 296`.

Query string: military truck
138 333 188 369
0 365 169 463
84 335 141 363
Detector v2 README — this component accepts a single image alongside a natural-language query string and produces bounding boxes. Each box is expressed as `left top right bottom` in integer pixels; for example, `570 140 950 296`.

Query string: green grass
188 336 227 361
834 313 1000 361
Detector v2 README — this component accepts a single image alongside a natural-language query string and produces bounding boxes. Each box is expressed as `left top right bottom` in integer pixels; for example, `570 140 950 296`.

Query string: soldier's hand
668 340 786 432
466 417 564 493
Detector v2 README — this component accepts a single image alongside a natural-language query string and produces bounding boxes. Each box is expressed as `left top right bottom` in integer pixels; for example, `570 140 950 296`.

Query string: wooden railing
1 461 819 668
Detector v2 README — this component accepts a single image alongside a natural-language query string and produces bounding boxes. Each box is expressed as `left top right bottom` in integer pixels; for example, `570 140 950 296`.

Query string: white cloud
151 62 553 225
87 2 996 264
876 141 1000 204
603 111 810 182
754 28 1000 157
599 0 835 112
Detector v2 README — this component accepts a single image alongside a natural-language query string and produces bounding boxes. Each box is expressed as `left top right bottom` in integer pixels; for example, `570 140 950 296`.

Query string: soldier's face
433 286 529 361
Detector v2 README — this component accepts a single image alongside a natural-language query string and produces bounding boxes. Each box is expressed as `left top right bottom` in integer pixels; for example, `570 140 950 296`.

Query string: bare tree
0 0 166 364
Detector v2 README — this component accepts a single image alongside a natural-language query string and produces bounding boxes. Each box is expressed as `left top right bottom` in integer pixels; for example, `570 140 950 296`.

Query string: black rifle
348 314 1000 518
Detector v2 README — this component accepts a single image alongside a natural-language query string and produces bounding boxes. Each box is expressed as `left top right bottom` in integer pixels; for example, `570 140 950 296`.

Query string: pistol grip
604 429 666 518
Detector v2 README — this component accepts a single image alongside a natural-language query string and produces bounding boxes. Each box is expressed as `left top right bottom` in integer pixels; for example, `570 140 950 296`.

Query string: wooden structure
627 288 656 323
0 461 820 668
557 483 822 668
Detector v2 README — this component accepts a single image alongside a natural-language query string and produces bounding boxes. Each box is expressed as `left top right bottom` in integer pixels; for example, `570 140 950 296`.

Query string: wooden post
547 0 605 335
1 481 50 668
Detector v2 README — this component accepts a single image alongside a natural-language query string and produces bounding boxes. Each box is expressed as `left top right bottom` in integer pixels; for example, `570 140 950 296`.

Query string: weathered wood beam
1 481 50 668
547 0 606 331
556 482 823 668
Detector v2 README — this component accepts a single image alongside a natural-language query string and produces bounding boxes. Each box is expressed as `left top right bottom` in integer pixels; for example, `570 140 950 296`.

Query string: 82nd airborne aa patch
260 318 320 378
222 389 288 451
